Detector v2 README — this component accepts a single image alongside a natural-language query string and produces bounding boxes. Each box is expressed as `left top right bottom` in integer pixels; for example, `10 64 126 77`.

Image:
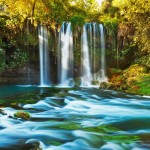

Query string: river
0 85 150 150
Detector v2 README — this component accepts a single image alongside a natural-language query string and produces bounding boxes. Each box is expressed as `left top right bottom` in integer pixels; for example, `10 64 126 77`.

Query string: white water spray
38 25 50 87
81 23 107 87
81 24 92 87
58 22 73 87
99 24 107 82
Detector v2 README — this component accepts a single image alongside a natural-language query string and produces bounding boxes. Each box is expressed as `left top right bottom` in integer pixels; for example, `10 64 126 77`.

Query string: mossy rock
14 111 30 120
22 139 42 150
99 82 108 89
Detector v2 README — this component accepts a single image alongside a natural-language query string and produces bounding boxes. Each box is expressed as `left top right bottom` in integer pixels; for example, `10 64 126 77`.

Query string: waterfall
99 24 107 82
38 23 106 87
38 25 50 87
93 23 96 73
81 23 107 87
58 22 74 87
81 24 92 86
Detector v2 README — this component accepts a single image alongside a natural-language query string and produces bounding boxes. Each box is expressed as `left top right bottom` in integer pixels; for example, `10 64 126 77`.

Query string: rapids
0 85 150 150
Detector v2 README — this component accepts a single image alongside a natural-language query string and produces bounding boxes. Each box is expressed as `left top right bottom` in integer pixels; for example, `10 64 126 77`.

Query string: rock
99 82 108 89
120 84 128 90
0 109 7 115
14 111 31 120
21 139 43 150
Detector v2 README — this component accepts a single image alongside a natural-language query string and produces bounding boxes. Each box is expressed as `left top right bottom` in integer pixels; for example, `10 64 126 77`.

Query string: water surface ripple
0 86 150 150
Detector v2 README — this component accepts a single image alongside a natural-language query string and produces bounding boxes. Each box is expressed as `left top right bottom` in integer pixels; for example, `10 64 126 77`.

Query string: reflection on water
0 86 150 150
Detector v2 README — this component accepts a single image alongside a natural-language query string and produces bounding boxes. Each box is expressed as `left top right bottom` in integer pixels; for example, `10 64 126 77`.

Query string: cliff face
0 65 39 85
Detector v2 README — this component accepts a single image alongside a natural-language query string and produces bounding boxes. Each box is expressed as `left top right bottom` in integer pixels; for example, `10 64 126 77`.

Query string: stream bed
0 85 150 150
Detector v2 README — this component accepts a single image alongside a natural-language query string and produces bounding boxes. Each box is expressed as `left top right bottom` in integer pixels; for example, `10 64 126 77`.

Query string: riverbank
0 64 149 96
104 64 150 96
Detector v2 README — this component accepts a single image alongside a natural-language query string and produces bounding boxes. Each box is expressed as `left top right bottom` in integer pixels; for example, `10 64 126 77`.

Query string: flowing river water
0 85 150 150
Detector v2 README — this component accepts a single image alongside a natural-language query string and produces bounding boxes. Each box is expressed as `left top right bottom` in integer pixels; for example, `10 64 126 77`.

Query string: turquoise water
0 85 150 150
0 85 38 98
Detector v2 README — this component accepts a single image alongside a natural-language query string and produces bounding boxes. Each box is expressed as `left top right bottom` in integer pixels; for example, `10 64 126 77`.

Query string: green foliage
0 49 5 72
110 64 150 95
14 111 30 120
0 38 8 72
22 33 38 46
9 49 29 68
133 74 150 95
124 64 147 77
0 0 149 78
101 0 149 68
117 44 137 69
70 15 85 30
111 68 122 74
108 6 119 16
104 18 118 38
134 54 150 69
112 0 150 53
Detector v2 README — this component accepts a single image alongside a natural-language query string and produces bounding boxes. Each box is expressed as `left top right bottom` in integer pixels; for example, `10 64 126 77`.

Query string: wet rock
22 139 43 150
14 111 31 120
99 82 108 89
11 102 22 109
0 126 5 130
8 115 14 118
0 109 7 115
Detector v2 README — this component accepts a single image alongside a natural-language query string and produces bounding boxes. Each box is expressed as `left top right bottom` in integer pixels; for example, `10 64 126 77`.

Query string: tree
112 0 150 53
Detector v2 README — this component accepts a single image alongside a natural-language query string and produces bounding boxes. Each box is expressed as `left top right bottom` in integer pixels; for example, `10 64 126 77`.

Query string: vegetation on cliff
107 64 150 95
0 0 149 95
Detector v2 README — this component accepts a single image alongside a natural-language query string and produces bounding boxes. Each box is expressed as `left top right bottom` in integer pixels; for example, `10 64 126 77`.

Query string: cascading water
81 23 107 87
81 24 92 87
93 22 96 73
38 25 50 87
38 23 106 87
58 22 73 87
99 24 107 82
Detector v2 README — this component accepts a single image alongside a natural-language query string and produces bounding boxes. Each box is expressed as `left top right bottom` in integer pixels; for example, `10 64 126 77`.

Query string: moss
48 141 63 146
83 125 119 134
57 124 81 130
133 74 150 95
83 125 140 144
14 111 30 120
0 92 40 108
50 122 81 130
54 89 71 98
109 64 150 95
104 134 140 144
